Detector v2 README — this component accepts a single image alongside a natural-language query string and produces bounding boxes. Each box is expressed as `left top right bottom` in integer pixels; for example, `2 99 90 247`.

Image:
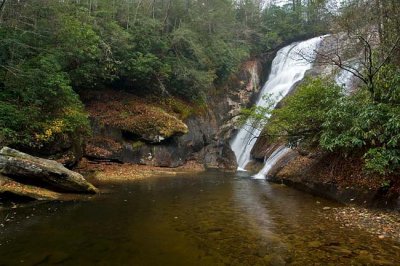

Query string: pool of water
0 171 399 265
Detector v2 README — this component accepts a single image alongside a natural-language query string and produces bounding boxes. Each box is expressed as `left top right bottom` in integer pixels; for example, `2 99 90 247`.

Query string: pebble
328 207 400 241
322 207 331 210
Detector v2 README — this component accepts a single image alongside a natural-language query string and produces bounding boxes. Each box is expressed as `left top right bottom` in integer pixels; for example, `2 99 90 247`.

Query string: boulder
0 147 98 194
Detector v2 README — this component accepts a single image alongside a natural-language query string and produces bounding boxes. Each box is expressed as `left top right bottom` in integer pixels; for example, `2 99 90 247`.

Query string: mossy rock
86 95 189 143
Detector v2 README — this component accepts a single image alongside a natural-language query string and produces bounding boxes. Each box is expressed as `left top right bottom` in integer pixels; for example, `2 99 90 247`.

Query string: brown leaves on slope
83 90 188 140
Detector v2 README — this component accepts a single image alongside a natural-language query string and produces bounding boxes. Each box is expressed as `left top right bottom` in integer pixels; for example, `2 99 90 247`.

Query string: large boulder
0 147 98 194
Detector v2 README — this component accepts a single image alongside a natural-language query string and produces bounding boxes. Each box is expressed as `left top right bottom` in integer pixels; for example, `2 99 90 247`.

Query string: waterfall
230 36 324 171
252 146 291 179
335 63 359 93
335 68 353 90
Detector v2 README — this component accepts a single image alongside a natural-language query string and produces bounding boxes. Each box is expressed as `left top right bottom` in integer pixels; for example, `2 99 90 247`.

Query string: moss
84 90 189 141
131 141 145 150
164 97 193 120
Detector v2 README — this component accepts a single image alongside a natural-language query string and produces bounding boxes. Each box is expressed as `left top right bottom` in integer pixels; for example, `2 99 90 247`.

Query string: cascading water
252 67 357 180
252 44 359 180
252 146 291 179
230 36 324 171
335 63 359 94
335 68 354 90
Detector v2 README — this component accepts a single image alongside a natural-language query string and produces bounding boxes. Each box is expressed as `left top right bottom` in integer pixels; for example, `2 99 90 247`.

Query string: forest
0 0 327 150
1 1 400 265
1 0 400 174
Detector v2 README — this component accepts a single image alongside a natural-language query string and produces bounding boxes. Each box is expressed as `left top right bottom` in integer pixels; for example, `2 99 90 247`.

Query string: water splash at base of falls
230 36 325 171
252 146 291 179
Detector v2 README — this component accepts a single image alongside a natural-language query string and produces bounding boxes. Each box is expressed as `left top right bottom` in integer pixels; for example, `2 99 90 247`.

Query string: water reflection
233 179 275 238
0 171 399 265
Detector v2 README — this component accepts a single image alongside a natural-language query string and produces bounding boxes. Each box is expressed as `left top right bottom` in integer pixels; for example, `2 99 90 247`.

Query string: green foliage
267 78 342 147
317 64 400 174
252 3 329 54
0 0 333 152
321 88 400 174
320 91 369 151
238 93 276 130
241 68 400 175
373 64 400 104
0 54 89 148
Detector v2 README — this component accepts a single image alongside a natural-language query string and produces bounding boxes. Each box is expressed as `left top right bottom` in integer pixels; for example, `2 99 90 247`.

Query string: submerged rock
0 147 98 194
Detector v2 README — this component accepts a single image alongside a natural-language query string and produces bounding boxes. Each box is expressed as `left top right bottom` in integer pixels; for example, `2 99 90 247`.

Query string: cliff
81 59 270 170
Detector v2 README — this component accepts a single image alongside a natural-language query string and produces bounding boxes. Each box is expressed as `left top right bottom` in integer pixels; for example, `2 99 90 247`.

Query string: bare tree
309 33 400 99
298 0 400 102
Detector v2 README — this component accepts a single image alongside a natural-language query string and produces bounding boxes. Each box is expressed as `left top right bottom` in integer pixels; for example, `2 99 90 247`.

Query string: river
1 171 399 265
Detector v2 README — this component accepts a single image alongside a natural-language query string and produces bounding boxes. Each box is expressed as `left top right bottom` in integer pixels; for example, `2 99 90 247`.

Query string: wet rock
0 147 98 194
0 174 62 200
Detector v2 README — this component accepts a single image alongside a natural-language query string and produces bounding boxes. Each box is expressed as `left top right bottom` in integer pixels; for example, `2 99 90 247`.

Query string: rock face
0 147 98 194
268 151 400 210
84 59 268 169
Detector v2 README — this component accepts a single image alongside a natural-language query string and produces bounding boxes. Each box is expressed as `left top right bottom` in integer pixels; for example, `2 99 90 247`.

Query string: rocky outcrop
83 59 269 169
0 147 98 194
85 95 188 144
268 151 400 210
211 60 265 140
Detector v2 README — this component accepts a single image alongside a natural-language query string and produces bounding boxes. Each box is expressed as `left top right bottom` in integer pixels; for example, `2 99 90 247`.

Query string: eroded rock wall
84 59 269 169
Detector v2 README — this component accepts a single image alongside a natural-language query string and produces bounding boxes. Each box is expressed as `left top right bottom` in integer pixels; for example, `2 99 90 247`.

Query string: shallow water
0 171 399 265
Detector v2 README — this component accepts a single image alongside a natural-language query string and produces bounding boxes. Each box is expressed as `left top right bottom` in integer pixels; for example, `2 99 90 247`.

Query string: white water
335 68 353 90
230 36 324 171
335 63 359 94
252 146 291 179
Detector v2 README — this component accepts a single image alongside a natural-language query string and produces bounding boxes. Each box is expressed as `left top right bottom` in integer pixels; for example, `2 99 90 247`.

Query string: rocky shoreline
0 147 98 202
2 151 400 245
328 206 400 242
76 158 206 184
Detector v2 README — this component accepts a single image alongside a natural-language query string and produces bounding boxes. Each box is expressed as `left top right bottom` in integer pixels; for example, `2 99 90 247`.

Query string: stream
0 171 399 265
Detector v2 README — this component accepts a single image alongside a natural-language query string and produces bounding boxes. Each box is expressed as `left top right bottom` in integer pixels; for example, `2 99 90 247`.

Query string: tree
261 78 342 148
310 0 400 102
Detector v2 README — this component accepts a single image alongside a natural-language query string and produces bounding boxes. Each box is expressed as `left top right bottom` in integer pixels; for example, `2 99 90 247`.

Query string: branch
313 49 368 85
0 0 6 13
372 36 400 76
